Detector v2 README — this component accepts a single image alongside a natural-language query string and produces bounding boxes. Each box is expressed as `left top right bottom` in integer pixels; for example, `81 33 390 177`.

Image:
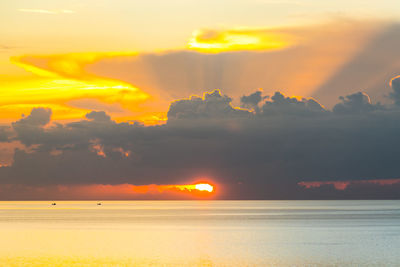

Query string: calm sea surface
0 200 399 266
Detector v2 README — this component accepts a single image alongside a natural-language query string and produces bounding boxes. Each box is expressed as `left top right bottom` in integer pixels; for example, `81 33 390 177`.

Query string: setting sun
1 0 399 265
194 183 214 192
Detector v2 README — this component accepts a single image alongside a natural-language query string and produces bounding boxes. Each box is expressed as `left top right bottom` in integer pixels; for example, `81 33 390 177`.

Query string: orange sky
0 20 387 125
2 1 400 202
2 0 400 125
0 182 217 200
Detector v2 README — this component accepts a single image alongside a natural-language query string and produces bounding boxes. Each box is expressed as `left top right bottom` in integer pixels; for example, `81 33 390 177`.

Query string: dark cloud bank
2 77 400 199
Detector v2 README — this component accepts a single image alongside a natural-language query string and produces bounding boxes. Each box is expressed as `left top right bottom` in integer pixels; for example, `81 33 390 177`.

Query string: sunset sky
1 0 400 199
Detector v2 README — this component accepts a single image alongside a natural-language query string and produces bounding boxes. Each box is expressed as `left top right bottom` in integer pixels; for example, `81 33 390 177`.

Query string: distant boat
51 203 56 205
97 202 102 205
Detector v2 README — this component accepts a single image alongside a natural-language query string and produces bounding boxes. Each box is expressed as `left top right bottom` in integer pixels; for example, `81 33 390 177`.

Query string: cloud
187 27 296 52
86 111 111 122
167 90 251 119
0 45 15 51
5 52 153 124
297 179 400 199
11 108 52 146
2 81 400 199
240 90 266 112
18 9 75 15
90 19 391 109
261 92 325 116
332 92 381 114
389 75 400 106
298 178 400 191
14 108 52 126
255 0 308 5
0 127 9 142
5 20 396 127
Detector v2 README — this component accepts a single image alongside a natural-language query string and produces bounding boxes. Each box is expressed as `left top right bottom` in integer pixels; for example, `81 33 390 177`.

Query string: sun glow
187 28 294 53
0 182 217 200
194 183 214 192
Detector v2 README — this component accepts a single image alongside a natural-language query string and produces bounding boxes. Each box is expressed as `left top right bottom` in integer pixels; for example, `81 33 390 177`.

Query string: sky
1 0 400 199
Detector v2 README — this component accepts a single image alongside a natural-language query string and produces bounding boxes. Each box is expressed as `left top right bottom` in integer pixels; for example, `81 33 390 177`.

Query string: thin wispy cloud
0 44 19 53
0 45 13 50
255 0 310 6
18 9 75 15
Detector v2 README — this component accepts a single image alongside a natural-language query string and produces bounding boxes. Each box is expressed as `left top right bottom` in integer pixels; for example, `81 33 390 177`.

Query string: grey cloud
240 90 266 112
14 108 52 126
11 108 52 146
261 92 325 116
333 92 381 114
0 127 9 142
2 86 400 199
167 90 251 119
85 111 112 122
389 75 400 106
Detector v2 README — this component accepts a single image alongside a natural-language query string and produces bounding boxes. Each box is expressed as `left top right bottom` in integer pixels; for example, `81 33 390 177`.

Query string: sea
0 200 399 266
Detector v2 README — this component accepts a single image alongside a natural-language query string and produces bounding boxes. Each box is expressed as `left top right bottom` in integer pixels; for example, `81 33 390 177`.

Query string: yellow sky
1 0 400 123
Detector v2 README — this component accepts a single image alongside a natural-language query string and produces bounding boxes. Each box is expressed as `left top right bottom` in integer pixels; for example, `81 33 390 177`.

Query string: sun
195 183 214 192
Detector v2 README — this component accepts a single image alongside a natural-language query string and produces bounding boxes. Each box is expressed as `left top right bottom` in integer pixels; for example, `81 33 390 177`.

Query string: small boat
51 203 56 206
97 202 102 205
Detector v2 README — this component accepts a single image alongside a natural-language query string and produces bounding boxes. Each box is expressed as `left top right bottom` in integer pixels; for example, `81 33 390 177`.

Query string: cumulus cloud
333 92 381 114
240 90 266 112
85 111 112 122
11 108 52 146
261 92 325 116
389 75 400 106
2 83 400 199
168 90 250 119
14 108 52 126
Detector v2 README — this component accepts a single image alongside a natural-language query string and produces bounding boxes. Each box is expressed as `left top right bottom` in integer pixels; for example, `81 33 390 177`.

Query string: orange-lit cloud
0 183 216 200
298 178 400 190
0 20 390 126
90 139 106 158
187 28 296 53
88 20 385 108
0 52 167 124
